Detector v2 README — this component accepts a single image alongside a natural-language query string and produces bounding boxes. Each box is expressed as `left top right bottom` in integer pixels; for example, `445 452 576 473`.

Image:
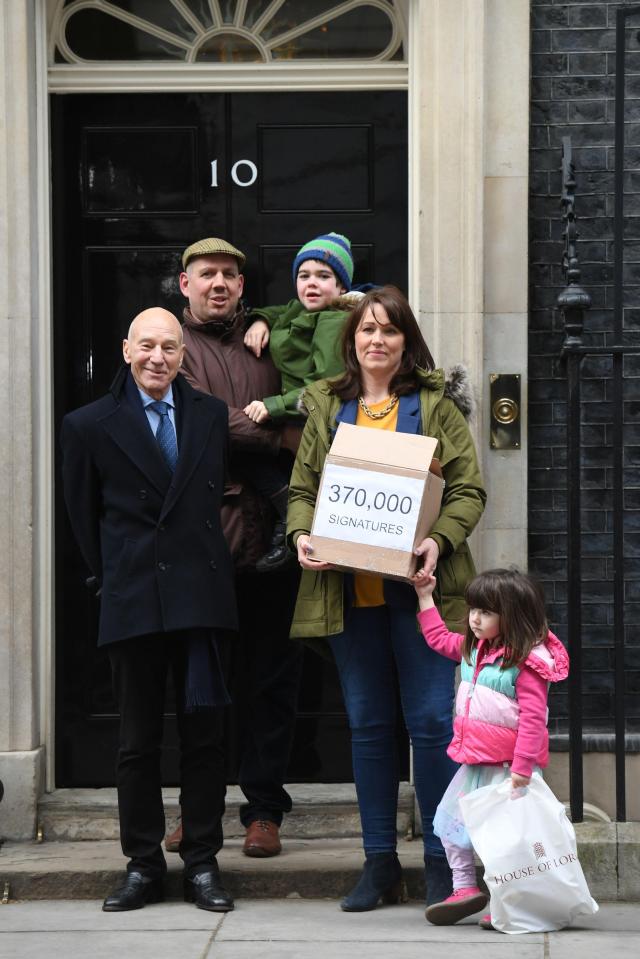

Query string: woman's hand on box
414 537 440 576
296 534 332 570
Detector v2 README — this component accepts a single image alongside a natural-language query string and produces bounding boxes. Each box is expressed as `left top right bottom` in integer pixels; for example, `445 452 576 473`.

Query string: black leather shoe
102 871 164 912
184 869 234 912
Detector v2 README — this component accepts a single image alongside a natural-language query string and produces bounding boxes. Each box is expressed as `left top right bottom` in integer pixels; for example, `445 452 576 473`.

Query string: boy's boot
340 851 406 912
256 487 294 572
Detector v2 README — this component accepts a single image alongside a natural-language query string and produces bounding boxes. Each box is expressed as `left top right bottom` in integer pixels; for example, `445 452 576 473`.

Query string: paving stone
203 945 542 959
0 931 213 959
0 899 223 931
0 900 637 959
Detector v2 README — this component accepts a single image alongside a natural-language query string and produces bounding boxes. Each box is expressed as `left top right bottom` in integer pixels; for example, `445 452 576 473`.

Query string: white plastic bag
459 773 598 934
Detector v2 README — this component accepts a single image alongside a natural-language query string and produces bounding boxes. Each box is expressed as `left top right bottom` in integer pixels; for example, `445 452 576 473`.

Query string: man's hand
244 320 270 357
244 400 270 423
414 537 440 576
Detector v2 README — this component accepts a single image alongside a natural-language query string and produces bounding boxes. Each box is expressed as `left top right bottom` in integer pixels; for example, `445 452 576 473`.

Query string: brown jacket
180 306 282 568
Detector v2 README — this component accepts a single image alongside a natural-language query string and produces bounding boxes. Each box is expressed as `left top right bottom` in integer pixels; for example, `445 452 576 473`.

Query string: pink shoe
479 914 494 930
425 886 488 925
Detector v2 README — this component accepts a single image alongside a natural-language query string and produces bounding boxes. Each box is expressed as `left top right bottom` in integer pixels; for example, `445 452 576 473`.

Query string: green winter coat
287 369 486 652
249 300 348 421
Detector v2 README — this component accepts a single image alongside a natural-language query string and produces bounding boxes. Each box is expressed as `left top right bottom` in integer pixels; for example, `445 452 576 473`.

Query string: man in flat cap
61 308 237 912
164 238 302 858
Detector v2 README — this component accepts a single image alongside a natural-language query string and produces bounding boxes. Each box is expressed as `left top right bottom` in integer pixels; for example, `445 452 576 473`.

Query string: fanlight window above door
53 0 406 63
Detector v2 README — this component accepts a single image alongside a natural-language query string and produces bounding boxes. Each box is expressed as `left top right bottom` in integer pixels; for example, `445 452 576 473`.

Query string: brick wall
529 0 640 735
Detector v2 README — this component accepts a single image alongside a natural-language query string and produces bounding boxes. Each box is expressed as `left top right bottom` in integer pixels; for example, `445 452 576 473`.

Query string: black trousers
108 630 226 878
232 566 303 827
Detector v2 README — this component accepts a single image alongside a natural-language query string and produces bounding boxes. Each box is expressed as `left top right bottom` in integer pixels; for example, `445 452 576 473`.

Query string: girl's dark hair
330 285 435 400
462 568 548 668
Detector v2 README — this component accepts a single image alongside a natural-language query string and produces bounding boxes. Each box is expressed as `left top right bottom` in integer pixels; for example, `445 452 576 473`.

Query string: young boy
243 232 360 571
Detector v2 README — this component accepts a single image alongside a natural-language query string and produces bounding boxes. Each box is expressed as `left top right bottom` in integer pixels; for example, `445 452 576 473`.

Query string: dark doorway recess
52 90 408 787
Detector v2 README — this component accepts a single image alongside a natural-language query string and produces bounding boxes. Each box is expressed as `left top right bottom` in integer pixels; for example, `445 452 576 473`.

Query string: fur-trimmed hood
443 364 475 420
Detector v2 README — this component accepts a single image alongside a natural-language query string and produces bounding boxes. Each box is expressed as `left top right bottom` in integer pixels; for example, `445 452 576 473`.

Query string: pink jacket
417 606 569 777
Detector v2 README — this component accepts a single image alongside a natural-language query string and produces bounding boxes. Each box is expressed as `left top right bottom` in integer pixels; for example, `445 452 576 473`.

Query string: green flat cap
182 237 246 270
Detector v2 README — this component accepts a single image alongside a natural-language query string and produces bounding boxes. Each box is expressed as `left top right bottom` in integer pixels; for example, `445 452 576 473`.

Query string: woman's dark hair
461 568 548 668
330 285 435 400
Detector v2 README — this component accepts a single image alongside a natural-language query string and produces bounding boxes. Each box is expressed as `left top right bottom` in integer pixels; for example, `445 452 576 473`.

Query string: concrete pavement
0 899 637 959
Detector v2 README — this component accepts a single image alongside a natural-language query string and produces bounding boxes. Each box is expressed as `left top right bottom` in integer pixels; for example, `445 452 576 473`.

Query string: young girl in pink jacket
412 567 569 928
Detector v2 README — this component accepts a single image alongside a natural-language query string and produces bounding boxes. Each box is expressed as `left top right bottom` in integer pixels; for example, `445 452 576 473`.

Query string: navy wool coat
60 368 238 646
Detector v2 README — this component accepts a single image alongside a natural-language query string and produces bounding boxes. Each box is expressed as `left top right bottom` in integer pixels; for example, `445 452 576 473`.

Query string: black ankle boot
255 521 295 572
424 854 453 907
341 852 405 912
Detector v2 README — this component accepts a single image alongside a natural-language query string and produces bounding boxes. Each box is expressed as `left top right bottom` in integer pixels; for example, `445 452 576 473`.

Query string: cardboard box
309 422 445 581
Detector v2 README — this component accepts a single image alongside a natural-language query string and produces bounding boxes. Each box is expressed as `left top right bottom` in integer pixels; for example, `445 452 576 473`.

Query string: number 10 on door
210 159 258 188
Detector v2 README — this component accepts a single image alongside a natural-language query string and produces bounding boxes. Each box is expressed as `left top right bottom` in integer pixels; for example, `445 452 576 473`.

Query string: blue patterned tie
148 400 178 472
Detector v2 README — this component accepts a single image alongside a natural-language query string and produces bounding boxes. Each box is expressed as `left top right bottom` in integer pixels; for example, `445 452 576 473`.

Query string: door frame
32 0 530 792
40 0 415 791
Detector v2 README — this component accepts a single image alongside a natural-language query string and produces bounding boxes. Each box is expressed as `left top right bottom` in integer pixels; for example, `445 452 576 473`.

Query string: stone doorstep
0 824 638 903
37 784 415 842
0 838 424 903
19 786 640 904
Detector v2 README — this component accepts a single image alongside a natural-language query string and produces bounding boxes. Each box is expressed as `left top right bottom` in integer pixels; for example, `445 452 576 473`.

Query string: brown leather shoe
165 820 182 853
242 820 282 858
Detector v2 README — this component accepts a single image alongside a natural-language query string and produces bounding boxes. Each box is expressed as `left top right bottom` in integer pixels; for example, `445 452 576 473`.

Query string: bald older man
61 308 237 913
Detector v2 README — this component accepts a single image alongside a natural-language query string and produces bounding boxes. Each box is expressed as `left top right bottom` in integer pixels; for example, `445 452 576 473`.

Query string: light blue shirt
138 385 177 447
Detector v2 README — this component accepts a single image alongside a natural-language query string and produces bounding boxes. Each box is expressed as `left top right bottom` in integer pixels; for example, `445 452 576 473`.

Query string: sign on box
312 463 424 552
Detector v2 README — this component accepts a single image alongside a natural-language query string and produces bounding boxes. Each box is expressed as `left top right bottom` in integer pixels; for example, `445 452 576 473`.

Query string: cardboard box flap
330 422 439 472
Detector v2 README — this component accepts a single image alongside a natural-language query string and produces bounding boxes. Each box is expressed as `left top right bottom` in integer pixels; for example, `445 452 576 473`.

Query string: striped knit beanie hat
292 232 354 291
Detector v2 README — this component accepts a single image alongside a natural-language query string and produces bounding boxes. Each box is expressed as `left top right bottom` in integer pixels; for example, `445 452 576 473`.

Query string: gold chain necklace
358 393 399 420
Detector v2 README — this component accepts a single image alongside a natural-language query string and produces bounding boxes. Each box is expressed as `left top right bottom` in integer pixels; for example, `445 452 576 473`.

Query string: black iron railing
557 136 590 824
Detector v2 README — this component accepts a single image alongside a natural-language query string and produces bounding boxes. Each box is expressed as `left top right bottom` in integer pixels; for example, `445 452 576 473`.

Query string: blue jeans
329 605 457 857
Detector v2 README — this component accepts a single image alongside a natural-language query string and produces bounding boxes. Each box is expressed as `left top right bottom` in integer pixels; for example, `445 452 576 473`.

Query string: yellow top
352 398 400 607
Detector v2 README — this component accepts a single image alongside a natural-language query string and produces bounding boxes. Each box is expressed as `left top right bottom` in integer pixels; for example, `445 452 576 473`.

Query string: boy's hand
411 570 437 609
244 400 270 423
244 320 270 357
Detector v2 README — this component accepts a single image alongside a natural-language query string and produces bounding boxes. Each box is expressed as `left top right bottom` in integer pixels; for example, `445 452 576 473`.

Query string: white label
312 463 424 552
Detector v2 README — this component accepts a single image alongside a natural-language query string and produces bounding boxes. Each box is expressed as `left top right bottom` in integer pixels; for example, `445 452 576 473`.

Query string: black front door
53 90 408 786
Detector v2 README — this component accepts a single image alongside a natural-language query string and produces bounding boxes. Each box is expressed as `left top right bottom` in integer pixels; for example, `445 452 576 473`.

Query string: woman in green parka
286 286 486 916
